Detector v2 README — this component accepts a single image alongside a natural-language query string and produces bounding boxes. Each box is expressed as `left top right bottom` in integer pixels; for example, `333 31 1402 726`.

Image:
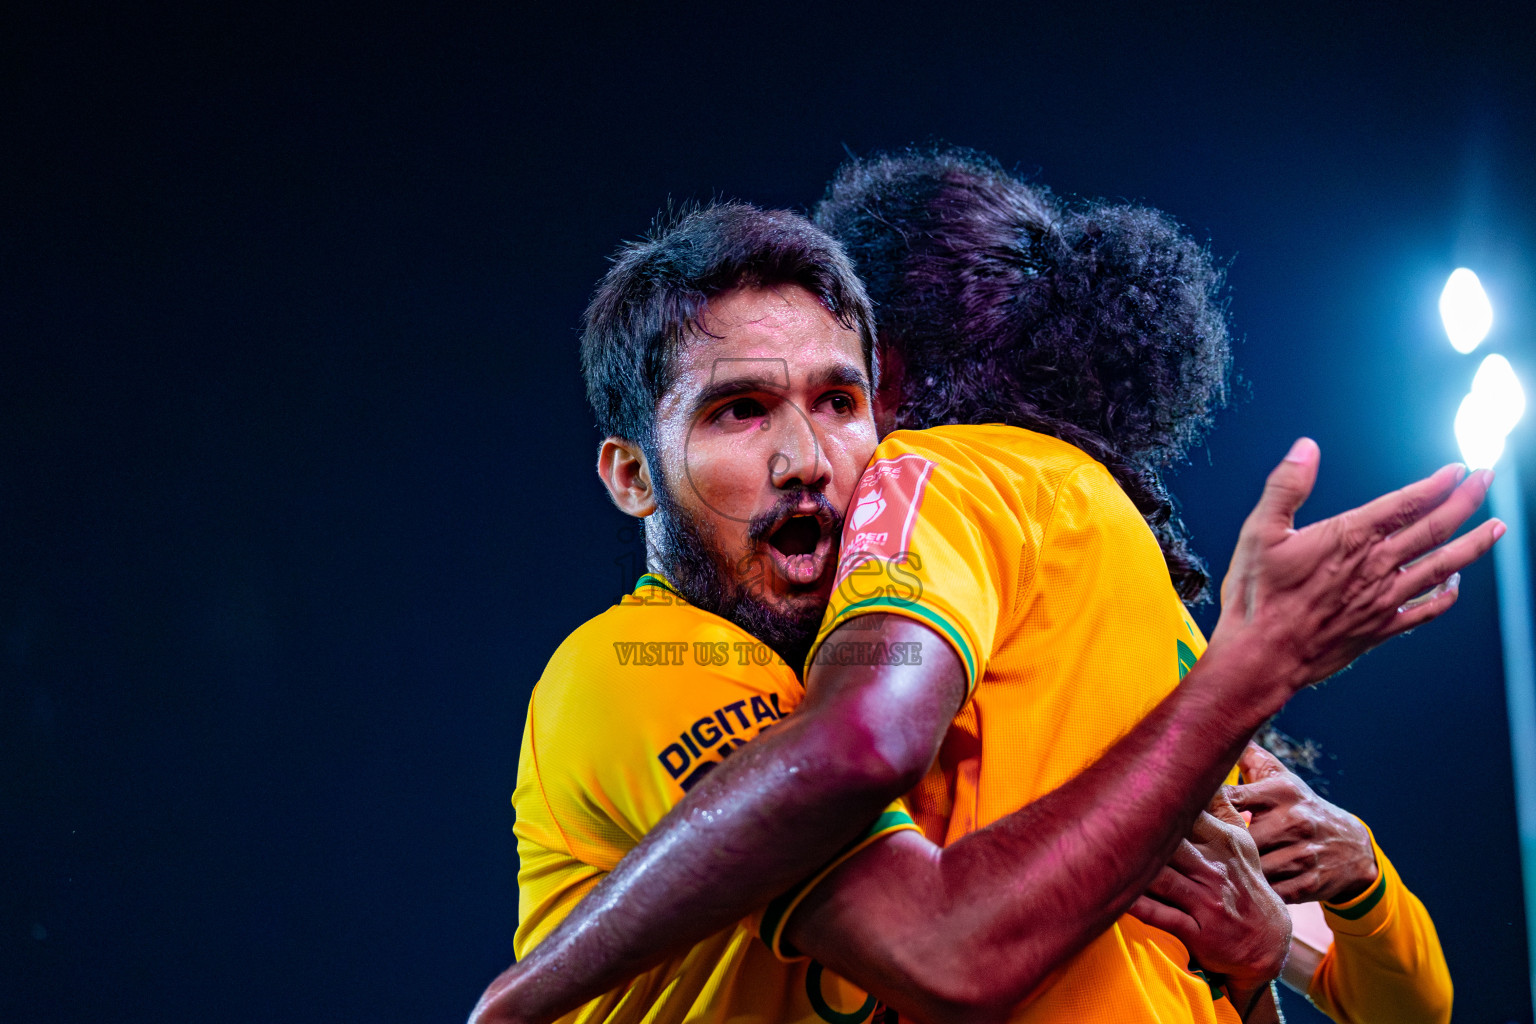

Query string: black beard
646 477 826 675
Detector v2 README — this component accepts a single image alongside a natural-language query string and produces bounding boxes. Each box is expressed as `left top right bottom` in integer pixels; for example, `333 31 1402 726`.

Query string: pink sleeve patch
836 455 937 584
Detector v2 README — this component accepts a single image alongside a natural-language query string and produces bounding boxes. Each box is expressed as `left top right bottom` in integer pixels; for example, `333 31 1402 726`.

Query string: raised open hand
1209 438 1503 695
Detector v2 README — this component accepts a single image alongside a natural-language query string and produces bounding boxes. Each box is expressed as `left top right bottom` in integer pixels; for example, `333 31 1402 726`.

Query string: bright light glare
1440 268 1494 353
1456 391 1508 469
1472 353 1527 436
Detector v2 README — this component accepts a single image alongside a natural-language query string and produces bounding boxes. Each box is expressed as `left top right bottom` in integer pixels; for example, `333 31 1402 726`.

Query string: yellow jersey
514 574 918 1024
807 424 1240 1023
1308 829 1453 1024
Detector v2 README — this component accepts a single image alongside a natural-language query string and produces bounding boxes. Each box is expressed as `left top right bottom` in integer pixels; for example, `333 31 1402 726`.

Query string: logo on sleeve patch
835 455 936 583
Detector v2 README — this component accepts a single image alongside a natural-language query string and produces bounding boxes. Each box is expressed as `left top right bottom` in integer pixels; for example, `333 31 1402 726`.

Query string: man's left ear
596 436 657 518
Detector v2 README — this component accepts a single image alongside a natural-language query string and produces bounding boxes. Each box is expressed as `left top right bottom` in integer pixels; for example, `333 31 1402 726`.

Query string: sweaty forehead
696 284 838 338
671 286 859 384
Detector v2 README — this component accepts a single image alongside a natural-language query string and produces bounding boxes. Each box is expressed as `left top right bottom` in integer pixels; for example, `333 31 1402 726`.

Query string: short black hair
580 201 877 451
815 147 1232 602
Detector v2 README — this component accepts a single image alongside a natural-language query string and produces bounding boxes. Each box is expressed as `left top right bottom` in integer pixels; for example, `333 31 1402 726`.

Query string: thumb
1250 438 1319 533
1237 741 1287 784
1207 788 1248 828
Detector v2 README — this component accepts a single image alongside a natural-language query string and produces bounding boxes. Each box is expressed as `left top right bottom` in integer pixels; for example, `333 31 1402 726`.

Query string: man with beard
501 202 908 1024
476 197 1495 1024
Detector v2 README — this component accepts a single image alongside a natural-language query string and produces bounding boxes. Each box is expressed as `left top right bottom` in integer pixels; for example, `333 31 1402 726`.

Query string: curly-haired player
814 145 1453 1023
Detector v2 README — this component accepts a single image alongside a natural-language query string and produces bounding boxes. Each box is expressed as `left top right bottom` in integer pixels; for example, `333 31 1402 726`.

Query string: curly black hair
814 147 1232 602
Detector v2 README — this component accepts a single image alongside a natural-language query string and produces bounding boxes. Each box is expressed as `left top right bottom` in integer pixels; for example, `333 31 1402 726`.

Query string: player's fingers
1247 438 1320 534
1376 468 1491 565
1348 462 1467 542
1128 895 1197 944
1387 518 1504 612
1155 859 1210 908
1143 863 1189 898
1269 878 1302 903
1400 572 1460 614
1161 845 1221 896
1245 815 1289 853
1227 775 1286 813
1388 577 1464 636
1204 791 1247 830
1271 874 1319 904
1237 742 1288 784
1259 849 1304 883
1185 812 1225 847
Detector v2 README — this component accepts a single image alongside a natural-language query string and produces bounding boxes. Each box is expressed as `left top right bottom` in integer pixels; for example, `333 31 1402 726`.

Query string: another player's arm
786 454 1492 1024
773 623 1287 1023
472 447 1499 1024
780 458 1489 1024
1235 745 1453 1024
1280 851 1452 1024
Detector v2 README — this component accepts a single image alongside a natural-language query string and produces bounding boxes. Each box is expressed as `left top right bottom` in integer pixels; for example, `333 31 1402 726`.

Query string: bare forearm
791 644 1289 1021
476 710 912 1023
474 618 961 1024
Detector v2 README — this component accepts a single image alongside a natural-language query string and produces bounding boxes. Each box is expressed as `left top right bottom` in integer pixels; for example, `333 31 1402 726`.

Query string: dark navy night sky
5 3 1535 1022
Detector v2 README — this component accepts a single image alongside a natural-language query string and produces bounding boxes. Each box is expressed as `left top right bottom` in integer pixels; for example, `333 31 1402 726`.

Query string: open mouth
770 515 822 557
763 510 835 587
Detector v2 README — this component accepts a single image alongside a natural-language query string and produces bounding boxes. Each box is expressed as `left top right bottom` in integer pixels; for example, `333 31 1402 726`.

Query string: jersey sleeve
1305 829 1453 1024
513 709 607 956
807 443 1017 697
755 798 922 961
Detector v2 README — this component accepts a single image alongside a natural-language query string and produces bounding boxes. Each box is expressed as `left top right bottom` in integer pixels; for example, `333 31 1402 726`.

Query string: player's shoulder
881 423 1100 475
553 578 737 647
533 576 794 710
877 423 1118 509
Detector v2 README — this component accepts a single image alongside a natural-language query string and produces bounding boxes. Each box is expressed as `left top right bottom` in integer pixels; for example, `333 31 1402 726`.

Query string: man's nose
767 407 827 491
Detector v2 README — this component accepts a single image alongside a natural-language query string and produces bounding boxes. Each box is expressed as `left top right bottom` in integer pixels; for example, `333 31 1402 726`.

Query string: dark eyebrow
689 372 793 418
688 361 872 419
807 362 872 398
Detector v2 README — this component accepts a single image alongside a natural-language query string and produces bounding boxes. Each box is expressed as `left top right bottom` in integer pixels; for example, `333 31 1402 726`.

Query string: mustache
746 490 843 546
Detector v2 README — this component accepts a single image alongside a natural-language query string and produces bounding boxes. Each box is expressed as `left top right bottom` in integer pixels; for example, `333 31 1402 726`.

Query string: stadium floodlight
1474 353 1527 437
1455 392 1507 470
1454 354 1526 470
1440 267 1494 353
1441 269 1536 1015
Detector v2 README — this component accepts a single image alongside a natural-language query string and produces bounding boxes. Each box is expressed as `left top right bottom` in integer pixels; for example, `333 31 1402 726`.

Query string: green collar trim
634 573 679 596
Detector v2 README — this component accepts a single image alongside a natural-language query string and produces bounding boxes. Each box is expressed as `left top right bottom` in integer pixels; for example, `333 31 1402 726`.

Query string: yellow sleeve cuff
757 806 921 962
806 597 980 700
1322 823 1395 936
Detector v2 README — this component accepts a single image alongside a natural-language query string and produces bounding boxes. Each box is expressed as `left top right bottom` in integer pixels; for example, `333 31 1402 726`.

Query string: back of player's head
815 146 1233 601
580 201 876 452
815 145 1230 462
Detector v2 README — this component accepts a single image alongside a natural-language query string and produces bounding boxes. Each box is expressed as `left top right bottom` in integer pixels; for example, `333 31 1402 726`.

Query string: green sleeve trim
758 809 918 959
812 596 977 694
1323 873 1389 921
805 962 878 1023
